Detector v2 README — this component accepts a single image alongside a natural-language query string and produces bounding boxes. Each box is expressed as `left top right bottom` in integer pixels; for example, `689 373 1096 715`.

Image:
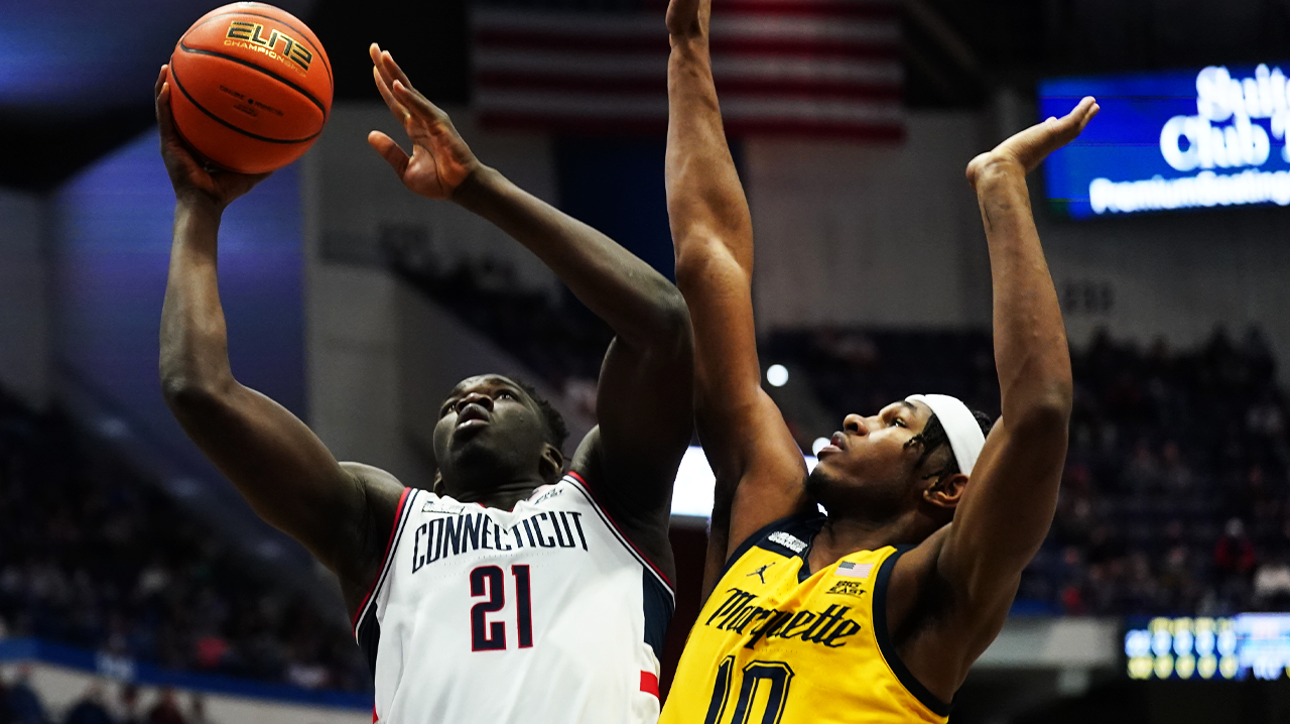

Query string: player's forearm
454 166 690 348
159 199 237 400
975 160 1072 428
667 27 769 484
666 37 754 277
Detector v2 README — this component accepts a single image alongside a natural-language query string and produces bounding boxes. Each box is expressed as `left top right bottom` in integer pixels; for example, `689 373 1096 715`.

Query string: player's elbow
674 237 745 297
160 369 235 419
1008 392 1072 442
650 282 693 348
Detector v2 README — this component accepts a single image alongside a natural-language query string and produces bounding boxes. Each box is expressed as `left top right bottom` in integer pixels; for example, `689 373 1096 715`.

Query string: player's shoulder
338 462 410 528
725 512 826 570
340 461 406 497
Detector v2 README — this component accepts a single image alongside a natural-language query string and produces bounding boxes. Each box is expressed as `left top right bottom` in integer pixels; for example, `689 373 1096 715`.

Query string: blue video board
1040 64 1290 219
1124 615 1290 681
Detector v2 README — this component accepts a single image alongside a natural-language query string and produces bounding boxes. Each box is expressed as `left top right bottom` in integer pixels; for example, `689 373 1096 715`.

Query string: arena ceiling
5 0 1290 193
0 0 466 193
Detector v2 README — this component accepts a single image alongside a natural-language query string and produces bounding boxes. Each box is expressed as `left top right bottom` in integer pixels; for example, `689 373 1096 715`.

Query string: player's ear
538 444 565 484
923 472 967 510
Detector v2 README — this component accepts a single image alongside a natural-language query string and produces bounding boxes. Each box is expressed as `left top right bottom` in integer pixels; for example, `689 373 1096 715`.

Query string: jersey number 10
705 656 795 724
470 565 533 651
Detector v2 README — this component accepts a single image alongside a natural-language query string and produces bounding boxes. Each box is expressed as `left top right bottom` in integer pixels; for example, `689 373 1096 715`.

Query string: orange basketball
168 2 332 174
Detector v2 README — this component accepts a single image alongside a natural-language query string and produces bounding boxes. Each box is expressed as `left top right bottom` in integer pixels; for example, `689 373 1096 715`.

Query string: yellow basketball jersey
660 515 949 724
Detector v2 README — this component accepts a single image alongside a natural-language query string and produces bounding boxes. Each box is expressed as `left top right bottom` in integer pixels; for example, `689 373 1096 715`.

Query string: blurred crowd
774 324 1290 616
0 392 370 695
389 249 611 418
0 668 208 724
400 259 1290 618
1042 326 1290 616
5 257 1290 722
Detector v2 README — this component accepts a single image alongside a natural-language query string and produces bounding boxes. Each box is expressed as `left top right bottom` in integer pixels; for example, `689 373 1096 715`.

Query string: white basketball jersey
352 472 674 724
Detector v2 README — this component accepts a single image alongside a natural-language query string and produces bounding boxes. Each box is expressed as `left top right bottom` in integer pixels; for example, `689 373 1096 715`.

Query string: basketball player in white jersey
153 43 692 723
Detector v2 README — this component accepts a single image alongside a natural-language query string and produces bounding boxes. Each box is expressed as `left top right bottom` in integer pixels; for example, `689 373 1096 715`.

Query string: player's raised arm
666 0 812 595
368 46 694 570
155 66 404 612
933 99 1096 659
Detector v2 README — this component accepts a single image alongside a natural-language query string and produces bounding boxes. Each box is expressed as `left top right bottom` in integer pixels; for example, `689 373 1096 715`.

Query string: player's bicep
937 415 1067 611
675 237 763 436
587 324 695 520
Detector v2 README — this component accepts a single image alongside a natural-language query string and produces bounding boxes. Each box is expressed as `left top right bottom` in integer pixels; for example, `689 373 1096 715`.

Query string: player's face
433 375 550 486
806 400 932 515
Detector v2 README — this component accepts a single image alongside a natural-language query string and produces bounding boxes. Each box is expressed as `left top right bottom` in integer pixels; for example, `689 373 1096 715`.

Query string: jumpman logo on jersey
746 562 776 584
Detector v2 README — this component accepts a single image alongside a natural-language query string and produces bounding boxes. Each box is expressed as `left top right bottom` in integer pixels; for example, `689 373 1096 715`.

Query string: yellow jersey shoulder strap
720 512 827 581
872 544 953 718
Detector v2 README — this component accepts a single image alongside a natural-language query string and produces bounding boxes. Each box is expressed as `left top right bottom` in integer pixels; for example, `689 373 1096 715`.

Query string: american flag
471 0 904 141
836 561 873 578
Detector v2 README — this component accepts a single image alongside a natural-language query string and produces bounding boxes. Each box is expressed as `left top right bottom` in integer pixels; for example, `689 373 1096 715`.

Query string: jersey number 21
470 564 533 651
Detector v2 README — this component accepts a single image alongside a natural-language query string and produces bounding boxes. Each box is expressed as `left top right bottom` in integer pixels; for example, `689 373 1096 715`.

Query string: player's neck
810 513 927 569
444 474 549 511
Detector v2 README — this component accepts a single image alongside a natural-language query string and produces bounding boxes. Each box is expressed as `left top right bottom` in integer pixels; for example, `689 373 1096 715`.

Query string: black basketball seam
181 8 333 88
169 63 321 145
178 40 328 119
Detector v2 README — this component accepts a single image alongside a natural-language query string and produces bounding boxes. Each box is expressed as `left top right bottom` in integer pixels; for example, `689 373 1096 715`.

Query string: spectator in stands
63 682 112 724
145 688 184 724
5 668 45 724
1214 517 1257 600
1253 549 1290 609
112 684 140 724
183 695 208 724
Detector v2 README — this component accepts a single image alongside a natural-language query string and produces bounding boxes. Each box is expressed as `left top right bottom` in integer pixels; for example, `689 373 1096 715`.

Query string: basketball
168 2 332 174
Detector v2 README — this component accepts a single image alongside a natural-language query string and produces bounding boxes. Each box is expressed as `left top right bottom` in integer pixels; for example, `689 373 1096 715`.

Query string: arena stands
394 264 1290 619
770 324 1290 617
0 390 370 697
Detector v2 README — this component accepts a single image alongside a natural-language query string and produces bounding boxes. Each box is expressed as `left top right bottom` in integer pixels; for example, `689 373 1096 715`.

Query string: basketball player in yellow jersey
659 0 1098 720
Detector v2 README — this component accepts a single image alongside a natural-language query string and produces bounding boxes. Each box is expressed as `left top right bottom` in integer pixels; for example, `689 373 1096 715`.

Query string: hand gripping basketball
156 65 271 209
367 44 480 200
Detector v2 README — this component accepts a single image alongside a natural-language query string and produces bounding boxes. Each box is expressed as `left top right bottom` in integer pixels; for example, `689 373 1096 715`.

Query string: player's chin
804 465 834 501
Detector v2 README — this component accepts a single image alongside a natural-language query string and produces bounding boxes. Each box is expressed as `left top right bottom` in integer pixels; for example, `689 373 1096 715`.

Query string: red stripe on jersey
640 670 660 698
566 470 674 590
352 486 413 630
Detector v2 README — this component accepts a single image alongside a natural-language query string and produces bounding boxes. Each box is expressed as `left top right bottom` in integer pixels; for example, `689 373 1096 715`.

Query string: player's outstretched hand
367 43 480 200
155 65 270 209
966 96 1099 190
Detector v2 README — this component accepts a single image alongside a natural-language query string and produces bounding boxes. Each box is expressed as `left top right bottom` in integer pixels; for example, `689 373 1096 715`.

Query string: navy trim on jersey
353 488 419 641
357 611 381 681
641 568 674 660
564 472 675 597
719 513 826 582
872 545 952 718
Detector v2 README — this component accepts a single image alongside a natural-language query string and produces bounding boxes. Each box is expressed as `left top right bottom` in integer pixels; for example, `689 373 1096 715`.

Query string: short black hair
905 409 993 482
510 376 570 452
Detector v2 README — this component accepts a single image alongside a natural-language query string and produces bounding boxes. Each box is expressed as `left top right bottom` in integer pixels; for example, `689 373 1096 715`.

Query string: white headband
906 394 985 476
